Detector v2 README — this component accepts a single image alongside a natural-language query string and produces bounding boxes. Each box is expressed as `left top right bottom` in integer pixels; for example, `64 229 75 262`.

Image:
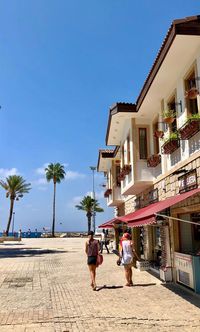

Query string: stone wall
116 157 200 217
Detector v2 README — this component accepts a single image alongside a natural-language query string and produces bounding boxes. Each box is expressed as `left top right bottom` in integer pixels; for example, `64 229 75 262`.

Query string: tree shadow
0 247 67 258
162 283 200 309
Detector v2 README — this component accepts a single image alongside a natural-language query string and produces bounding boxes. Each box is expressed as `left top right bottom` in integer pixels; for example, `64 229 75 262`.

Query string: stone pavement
0 238 199 332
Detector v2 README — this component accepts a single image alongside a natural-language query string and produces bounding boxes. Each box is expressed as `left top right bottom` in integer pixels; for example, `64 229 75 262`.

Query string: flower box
104 188 112 198
123 164 131 175
147 154 161 167
161 139 180 154
178 118 200 140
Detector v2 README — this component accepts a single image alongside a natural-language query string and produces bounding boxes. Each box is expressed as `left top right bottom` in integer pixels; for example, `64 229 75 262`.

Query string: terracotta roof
106 103 137 146
97 147 119 171
136 15 200 110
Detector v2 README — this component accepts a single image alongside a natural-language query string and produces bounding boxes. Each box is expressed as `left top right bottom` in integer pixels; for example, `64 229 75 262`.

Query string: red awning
121 188 200 226
98 217 127 229
128 216 156 227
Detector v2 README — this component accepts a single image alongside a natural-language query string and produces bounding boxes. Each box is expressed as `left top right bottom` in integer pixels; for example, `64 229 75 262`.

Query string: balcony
106 185 124 207
121 160 156 195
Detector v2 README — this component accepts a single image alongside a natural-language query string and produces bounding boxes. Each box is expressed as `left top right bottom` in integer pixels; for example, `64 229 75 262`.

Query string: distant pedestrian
27 229 31 238
18 229 22 239
35 228 38 238
120 233 140 287
100 229 109 254
85 231 100 291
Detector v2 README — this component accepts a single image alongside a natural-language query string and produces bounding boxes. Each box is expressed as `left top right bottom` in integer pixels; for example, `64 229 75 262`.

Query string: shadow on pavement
162 283 200 309
133 283 157 287
0 247 67 258
96 285 123 291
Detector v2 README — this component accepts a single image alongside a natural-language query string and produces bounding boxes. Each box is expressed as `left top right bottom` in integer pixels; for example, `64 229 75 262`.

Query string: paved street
0 238 199 332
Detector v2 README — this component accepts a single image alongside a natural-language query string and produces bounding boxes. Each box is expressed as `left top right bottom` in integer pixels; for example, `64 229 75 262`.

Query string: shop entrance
178 213 200 254
150 226 162 270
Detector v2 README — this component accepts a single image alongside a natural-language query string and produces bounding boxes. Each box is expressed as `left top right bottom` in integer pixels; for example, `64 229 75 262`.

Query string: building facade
97 16 200 293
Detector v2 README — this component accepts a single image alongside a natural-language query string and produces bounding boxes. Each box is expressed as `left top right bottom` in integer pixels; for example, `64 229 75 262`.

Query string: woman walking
120 232 140 286
85 231 100 290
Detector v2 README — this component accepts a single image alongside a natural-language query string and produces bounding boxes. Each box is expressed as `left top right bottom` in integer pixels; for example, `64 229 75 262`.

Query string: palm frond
45 163 66 183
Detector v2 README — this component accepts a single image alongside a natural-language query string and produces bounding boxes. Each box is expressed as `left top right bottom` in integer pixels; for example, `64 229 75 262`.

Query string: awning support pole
155 213 200 226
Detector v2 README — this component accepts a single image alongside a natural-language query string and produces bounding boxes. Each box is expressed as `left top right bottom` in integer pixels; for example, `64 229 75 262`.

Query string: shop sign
148 189 158 203
179 170 197 193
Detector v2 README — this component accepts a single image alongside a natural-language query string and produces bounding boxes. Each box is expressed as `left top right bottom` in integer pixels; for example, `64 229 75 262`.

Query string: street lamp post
12 212 15 235
90 166 96 233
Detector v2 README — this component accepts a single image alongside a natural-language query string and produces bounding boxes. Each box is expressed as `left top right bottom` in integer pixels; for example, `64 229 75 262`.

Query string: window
121 145 124 167
127 135 131 164
168 97 177 132
116 165 121 186
185 70 198 115
139 128 147 159
153 122 159 154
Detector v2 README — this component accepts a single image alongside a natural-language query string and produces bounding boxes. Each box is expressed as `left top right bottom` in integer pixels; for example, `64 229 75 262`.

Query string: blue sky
0 1 199 232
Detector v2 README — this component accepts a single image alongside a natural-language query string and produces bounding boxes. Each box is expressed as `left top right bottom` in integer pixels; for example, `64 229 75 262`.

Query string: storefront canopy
120 188 200 227
98 217 128 229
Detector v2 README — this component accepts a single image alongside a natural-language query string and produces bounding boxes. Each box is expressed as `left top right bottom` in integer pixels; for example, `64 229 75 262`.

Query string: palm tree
75 195 104 233
0 175 31 236
45 163 66 237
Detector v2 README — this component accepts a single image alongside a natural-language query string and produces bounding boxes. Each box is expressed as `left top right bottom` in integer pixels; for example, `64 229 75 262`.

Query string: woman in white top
120 232 140 286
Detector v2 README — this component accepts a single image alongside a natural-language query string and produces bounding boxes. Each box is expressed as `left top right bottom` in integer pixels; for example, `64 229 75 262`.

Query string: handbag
116 257 121 266
96 254 103 267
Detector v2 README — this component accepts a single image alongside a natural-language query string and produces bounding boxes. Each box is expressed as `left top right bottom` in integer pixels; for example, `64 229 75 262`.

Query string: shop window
185 70 199 116
139 128 147 159
191 213 200 252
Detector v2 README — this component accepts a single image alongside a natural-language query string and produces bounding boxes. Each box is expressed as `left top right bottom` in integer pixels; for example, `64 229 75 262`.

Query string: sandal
125 283 130 287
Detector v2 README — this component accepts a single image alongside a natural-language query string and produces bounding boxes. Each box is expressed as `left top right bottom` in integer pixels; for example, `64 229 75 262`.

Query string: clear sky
0 1 199 232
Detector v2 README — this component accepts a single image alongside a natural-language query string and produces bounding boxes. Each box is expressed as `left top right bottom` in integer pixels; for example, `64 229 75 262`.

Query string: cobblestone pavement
0 238 199 332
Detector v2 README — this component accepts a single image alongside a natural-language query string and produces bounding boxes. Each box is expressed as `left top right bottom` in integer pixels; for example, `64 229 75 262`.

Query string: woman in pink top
120 232 140 286
85 231 100 290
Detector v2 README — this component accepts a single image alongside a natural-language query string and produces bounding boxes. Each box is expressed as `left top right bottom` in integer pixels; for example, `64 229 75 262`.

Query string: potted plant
104 188 112 198
185 87 199 100
123 164 131 175
147 154 161 167
161 132 180 154
178 113 200 140
162 109 176 124
117 170 125 181
154 130 164 138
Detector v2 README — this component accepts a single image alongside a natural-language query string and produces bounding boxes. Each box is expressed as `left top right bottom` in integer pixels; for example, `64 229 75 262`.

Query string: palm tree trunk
52 181 56 237
87 212 92 234
6 198 15 236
